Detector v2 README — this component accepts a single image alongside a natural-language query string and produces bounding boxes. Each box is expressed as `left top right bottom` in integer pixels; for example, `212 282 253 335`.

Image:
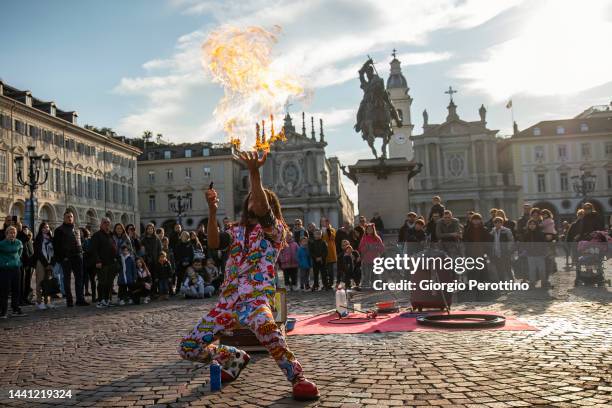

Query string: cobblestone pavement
0 257 610 408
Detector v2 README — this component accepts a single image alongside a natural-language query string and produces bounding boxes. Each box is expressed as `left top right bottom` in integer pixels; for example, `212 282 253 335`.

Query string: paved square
0 258 610 407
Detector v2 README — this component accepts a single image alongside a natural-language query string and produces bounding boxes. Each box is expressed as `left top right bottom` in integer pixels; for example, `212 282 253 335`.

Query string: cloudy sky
2 0 612 205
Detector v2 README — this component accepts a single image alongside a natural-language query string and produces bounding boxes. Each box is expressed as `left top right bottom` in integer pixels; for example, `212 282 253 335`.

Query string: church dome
386 57 407 90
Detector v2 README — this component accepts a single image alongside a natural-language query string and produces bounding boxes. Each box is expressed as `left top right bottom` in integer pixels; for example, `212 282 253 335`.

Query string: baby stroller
575 231 611 287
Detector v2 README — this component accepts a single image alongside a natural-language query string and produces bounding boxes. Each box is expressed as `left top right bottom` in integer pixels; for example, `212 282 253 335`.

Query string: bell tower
386 49 414 160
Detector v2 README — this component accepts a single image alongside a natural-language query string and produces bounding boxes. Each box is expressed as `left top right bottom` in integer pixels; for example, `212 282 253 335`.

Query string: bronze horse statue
354 58 402 159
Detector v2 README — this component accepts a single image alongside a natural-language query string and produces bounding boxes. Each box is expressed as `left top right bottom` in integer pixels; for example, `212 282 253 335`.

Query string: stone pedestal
347 158 422 229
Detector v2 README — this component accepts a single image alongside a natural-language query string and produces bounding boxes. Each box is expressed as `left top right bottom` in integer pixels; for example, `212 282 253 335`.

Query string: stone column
329 208 339 228
310 208 321 226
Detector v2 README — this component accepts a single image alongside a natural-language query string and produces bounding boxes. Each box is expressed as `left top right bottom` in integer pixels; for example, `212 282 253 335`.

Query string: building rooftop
0 79 140 154
515 115 612 139
1 80 79 124
135 140 236 161
574 103 612 119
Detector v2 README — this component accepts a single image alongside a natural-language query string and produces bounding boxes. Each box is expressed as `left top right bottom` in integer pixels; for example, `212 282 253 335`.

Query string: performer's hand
239 150 267 173
205 188 219 211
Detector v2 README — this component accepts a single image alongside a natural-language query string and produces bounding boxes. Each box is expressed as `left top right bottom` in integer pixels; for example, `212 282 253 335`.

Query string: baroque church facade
408 100 520 218
262 113 354 228
384 55 520 222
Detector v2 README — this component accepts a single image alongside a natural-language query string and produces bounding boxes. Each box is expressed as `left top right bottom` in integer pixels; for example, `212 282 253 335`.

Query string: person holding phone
178 151 319 401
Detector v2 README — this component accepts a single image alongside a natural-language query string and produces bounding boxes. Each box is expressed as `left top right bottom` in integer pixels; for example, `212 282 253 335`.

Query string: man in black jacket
398 213 417 243
53 209 88 306
578 202 604 240
90 217 119 308
515 203 532 240
308 230 328 291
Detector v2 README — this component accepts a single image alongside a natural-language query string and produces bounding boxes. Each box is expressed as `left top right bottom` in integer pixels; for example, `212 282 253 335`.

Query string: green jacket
0 239 23 269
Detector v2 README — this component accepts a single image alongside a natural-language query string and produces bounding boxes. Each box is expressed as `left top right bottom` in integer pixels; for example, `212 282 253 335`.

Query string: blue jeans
158 278 169 295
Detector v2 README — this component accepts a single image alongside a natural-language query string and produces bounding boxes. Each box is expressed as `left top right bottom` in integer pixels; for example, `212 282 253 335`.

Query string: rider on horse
354 58 402 159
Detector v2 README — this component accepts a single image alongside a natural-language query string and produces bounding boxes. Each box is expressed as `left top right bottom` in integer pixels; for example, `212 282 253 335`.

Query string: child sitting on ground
203 257 222 293
189 258 215 298
181 266 213 299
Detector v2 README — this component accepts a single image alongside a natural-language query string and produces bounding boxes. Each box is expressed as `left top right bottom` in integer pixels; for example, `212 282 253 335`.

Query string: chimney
15 91 33 106
3 85 31 105
57 110 78 124
33 101 57 117
0 80 3 96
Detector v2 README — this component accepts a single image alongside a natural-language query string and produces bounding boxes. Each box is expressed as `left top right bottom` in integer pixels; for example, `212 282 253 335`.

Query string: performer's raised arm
205 187 220 249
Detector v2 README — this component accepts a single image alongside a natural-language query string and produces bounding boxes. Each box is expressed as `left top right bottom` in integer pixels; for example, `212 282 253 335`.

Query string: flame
202 25 303 149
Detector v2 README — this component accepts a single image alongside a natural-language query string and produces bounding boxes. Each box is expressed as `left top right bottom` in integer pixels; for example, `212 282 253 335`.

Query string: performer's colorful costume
178 220 303 382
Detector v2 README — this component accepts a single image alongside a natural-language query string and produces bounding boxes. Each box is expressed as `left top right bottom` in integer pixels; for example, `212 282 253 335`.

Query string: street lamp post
14 145 50 231
571 171 596 202
169 192 191 227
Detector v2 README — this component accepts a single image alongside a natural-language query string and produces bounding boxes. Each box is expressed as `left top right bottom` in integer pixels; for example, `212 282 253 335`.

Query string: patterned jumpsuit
178 221 303 382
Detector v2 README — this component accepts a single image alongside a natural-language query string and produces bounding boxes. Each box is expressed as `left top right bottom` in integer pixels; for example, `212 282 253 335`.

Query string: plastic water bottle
210 362 221 391
335 283 348 317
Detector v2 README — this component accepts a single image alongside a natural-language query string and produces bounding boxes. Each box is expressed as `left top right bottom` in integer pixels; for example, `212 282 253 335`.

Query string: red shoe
292 377 320 401
220 352 250 383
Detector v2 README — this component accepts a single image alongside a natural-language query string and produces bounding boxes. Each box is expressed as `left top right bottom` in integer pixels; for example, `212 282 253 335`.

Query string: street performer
178 151 319 401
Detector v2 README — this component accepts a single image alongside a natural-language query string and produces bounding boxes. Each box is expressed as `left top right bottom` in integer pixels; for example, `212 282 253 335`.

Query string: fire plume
202 25 303 150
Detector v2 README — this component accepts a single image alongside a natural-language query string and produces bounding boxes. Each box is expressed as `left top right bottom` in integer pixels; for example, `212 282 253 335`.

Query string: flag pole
507 98 515 135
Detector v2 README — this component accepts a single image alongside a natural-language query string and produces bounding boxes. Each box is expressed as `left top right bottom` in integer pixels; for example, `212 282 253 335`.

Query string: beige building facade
137 114 355 232
510 105 612 221
0 81 141 231
136 142 247 232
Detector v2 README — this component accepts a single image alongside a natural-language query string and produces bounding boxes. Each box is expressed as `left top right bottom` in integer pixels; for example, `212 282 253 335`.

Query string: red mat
287 311 537 336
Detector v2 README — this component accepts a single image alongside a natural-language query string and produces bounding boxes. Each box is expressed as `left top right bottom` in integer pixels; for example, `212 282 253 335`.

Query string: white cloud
454 0 612 101
309 51 452 89
114 0 520 141
397 51 452 66
306 108 356 130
